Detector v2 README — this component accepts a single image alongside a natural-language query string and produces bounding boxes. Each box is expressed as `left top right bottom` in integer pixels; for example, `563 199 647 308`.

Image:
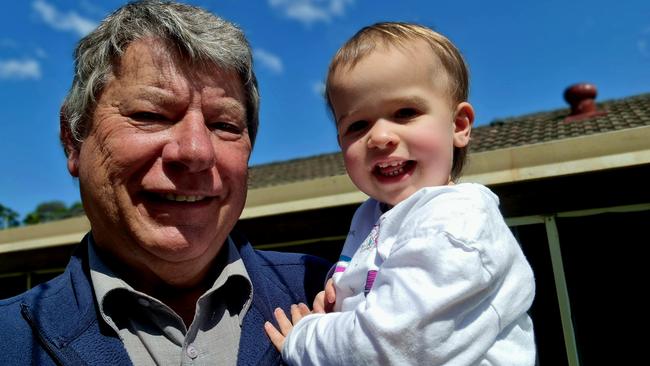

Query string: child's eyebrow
392 96 429 108
335 108 355 125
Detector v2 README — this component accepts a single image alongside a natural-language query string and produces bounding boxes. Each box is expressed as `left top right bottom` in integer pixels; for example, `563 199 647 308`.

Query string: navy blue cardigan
0 233 330 365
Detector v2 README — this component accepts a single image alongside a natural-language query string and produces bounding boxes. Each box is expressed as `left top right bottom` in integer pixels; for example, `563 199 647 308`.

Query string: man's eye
346 120 369 134
210 121 242 134
394 108 419 119
130 112 167 122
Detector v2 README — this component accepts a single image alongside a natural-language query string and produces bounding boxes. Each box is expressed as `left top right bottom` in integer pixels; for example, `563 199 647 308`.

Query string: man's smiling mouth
162 193 207 202
143 191 213 204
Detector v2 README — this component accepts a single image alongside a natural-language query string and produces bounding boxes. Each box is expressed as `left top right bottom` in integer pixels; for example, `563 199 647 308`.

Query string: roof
4 93 650 252
249 153 346 189
249 92 650 189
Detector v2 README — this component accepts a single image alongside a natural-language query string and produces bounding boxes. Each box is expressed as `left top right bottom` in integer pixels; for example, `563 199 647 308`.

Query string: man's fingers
264 321 285 351
274 307 293 335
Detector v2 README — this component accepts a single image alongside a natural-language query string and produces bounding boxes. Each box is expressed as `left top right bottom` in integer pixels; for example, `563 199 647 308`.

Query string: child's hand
312 278 336 313
264 303 311 352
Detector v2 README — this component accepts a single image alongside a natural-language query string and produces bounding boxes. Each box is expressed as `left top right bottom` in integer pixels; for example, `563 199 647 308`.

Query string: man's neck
94 242 227 326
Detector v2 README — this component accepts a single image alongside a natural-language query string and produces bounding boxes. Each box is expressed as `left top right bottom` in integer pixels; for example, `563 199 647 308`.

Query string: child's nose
367 121 399 149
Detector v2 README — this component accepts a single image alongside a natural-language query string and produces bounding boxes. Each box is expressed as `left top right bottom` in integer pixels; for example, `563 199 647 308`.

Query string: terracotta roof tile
249 153 346 189
249 93 650 189
471 93 650 151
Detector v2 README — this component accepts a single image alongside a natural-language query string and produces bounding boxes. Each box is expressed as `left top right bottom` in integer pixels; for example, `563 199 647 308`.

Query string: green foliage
22 201 85 226
0 201 86 228
0 203 20 229
68 202 85 217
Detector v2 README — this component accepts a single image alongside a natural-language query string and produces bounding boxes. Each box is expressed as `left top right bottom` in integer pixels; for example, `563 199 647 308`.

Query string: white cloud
312 81 326 97
35 48 48 59
32 0 97 38
254 49 284 74
639 27 650 58
0 59 41 80
79 0 106 17
269 0 354 25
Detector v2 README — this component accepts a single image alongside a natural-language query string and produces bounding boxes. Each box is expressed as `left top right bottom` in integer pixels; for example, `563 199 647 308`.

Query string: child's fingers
274 307 293 335
324 279 336 312
325 278 336 304
298 302 311 316
312 291 326 313
290 304 300 323
264 321 285 351
290 304 307 324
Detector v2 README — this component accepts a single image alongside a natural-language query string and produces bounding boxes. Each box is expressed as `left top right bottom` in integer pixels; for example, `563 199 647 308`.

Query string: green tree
67 201 85 217
23 200 84 225
0 203 20 229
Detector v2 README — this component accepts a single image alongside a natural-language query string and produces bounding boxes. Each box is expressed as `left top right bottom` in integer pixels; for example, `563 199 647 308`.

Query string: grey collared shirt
89 236 253 365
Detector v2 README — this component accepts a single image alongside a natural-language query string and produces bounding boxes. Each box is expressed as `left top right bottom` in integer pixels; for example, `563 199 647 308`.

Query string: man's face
67 39 251 285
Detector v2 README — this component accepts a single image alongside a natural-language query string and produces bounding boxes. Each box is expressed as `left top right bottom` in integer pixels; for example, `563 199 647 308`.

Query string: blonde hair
325 22 470 181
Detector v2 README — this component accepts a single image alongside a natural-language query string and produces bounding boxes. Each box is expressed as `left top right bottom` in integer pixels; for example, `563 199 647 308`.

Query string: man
0 1 329 365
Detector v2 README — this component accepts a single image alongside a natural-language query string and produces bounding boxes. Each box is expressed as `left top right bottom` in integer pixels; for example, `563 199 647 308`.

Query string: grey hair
61 0 259 153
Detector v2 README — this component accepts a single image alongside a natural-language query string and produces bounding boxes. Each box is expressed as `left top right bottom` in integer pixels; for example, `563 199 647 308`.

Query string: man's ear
453 102 474 148
60 106 80 177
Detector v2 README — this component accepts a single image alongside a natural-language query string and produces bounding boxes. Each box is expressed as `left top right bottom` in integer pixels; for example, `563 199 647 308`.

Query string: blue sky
1 0 649 219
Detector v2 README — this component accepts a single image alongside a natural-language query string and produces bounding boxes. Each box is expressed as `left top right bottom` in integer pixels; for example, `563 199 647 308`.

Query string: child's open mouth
373 160 416 179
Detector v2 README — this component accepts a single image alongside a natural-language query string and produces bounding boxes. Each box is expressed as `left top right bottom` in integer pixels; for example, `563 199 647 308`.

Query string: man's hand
264 303 311 352
312 278 336 314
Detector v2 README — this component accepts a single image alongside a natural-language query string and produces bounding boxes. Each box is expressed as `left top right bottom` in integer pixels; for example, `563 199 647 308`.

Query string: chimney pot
564 83 598 116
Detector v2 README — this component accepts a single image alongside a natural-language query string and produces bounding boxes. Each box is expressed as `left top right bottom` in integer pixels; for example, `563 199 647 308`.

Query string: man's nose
367 120 399 149
162 112 216 173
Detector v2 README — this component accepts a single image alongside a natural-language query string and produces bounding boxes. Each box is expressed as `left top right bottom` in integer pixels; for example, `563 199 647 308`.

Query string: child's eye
394 108 419 119
346 120 369 134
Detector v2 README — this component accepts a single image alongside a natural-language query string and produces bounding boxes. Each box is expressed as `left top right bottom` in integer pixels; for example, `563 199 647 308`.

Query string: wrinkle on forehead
111 38 244 98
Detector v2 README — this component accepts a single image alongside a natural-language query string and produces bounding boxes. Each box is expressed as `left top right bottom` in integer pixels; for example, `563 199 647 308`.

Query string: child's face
329 41 473 206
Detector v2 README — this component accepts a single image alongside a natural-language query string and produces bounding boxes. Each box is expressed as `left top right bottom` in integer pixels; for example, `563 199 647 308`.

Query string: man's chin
139 231 215 260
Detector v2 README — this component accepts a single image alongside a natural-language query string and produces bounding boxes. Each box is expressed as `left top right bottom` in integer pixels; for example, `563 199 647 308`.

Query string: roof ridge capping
490 87 649 126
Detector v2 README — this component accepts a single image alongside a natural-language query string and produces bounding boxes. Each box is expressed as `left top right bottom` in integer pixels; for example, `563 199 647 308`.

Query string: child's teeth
378 161 405 168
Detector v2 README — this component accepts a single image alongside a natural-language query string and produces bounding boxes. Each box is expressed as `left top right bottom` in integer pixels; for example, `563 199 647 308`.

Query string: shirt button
186 345 198 359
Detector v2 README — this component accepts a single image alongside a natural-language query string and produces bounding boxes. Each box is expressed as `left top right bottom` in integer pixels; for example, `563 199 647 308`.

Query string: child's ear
453 102 474 148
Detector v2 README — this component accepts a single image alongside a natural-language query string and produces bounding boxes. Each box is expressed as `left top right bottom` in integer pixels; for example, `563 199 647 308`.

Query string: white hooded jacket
282 183 536 365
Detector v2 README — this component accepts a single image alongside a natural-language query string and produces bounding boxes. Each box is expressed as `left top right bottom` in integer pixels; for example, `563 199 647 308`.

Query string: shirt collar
88 234 253 326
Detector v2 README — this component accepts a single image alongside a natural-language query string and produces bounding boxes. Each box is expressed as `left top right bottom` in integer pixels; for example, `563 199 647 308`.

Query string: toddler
265 22 536 365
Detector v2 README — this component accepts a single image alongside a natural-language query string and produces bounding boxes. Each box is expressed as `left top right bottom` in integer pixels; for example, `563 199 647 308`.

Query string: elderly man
0 1 329 365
